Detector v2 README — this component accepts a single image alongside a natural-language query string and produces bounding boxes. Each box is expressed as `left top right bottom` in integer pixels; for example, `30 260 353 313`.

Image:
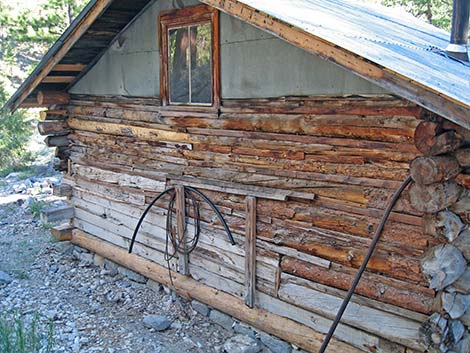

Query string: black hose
318 175 412 353
129 185 235 255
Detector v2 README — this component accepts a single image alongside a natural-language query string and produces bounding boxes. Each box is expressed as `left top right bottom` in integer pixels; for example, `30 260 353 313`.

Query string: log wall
55 94 440 352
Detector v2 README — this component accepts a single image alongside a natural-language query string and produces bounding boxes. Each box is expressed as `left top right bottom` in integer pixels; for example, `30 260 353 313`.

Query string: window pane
169 27 190 103
190 24 212 104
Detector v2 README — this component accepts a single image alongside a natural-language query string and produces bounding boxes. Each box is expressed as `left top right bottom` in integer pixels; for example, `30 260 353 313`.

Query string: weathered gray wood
73 164 166 191
40 205 74 223
278 274 424 350
244 196 257 308
176 185 189 276
168 176 315 201
256 292 405 353
45 135 70 147
53 184 73 197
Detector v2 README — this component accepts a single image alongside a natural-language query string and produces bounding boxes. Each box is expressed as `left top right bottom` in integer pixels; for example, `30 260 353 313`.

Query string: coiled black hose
318 175 412 353
128 186 235 282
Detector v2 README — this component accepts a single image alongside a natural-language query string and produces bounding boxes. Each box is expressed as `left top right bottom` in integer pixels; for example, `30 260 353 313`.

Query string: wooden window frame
159 5 220 108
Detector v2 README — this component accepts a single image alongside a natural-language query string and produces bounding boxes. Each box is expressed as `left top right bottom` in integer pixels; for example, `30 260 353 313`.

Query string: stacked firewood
412 119 470 353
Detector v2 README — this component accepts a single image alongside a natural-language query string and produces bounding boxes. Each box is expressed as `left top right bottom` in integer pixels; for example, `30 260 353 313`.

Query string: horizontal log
37 91 70 106
45 135 70 147
67 118 190 143
281 257 435 314
37 121 70 136
257 220 424 283
39 109 68 121
410 156 460 185
71 229 361 353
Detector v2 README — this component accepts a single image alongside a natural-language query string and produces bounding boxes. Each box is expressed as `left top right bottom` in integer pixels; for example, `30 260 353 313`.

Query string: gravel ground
0 171 287 353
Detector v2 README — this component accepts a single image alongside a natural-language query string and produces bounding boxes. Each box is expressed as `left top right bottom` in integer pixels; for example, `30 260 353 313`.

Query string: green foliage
0 311 54 353
0 83 34 175
28 199 47 219
381 0 452 30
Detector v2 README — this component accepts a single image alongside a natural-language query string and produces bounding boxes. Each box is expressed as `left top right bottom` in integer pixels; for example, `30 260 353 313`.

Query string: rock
442 292 470 319
453 331 470 353
104 260 119 276
118 266 147 284
224 335 261 353
143 315 171 331
451 267 470 294
257 332 292 353
436 211 464 242
147 279 163 293
460 310 470 326
453 230 470 261
210 309 234 330
421 244 466 290
93 254 105 267
191 300 210 317
448 320 465 344
233 323 256 338
0 271 12 284
53 241 74 255
79 252 94 265
419 313 448 350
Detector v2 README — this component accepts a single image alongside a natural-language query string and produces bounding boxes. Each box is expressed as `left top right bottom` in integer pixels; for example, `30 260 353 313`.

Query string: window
159 5 219 107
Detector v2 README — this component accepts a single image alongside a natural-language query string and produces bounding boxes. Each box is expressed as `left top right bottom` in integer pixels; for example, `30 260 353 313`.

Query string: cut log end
410 156 460 185
37 91 70 106
409 181 462 214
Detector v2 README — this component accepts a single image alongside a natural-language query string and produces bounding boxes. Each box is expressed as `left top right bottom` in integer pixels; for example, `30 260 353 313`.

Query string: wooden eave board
2 0 153 112
202 0 470 129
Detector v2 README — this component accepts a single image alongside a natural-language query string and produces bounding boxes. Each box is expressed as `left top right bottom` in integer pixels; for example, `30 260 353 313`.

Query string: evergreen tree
381 0 453 30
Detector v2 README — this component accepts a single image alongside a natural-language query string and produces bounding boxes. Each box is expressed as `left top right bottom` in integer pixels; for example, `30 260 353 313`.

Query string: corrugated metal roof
237 0 470 103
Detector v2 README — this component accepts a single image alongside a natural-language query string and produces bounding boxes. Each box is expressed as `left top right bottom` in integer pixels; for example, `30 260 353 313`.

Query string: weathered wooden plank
51 223 74 241
278 274 425 350
176 185 189 276
244 196 257 308
40 205 74 223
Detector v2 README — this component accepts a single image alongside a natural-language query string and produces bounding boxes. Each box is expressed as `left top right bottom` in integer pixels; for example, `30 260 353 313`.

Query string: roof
4 0 470 130
2 0 155 112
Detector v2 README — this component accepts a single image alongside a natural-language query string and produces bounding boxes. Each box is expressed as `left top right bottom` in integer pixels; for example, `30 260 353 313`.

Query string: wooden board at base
71 229 363 353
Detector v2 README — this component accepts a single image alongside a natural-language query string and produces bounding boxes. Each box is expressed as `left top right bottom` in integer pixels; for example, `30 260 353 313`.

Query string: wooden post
176 185 189 276
245 196 257 308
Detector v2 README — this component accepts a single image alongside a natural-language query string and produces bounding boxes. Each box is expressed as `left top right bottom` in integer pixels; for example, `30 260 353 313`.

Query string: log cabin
3 0 470 352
